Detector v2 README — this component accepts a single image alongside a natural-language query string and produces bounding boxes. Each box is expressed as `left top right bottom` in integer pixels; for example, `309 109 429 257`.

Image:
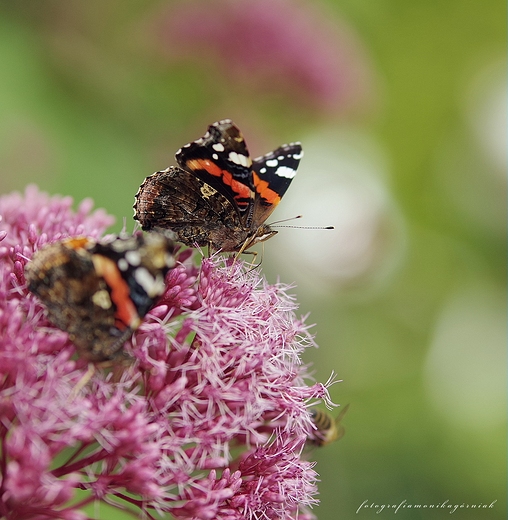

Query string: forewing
175 119 255 214
250 142 303 226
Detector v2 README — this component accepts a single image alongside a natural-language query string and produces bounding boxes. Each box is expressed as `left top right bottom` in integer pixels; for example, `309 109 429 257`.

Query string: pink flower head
0 186 335 519
153 0 372 113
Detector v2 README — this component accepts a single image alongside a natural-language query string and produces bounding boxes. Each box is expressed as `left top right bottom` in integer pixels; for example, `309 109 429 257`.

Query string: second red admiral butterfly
25 233 175 362
133 119 303 254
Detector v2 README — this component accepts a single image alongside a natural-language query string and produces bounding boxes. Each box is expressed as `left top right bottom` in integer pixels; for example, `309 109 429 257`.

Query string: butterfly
25 233 175 362
133 119 302 254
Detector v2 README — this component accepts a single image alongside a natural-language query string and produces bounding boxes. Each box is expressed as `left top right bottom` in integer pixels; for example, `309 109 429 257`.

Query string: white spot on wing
229 151 250 167
200 184 217 198
125 250 141 266
165 252 174 267
275 166 297 179
92 289 112 309
134 267 166 297
212 143 225 152
266 159 278 168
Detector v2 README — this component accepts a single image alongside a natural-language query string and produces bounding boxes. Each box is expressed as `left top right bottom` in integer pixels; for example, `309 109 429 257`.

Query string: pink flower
0 185 334 519
152 0 372 113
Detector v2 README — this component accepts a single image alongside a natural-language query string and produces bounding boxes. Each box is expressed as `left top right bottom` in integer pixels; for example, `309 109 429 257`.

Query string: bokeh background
1 1 505 519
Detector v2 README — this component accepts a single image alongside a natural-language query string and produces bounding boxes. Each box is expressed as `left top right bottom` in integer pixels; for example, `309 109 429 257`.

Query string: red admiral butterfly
25 233 175 362
133 119 303 254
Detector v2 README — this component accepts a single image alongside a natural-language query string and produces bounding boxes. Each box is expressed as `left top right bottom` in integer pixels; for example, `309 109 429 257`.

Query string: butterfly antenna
269 215 304 225
269 215 334 230
272 224 335 230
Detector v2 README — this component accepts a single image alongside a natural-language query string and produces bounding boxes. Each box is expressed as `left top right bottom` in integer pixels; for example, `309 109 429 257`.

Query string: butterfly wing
133 166 243 248
175 119 255 216
136 121 302 252
250 142 303 226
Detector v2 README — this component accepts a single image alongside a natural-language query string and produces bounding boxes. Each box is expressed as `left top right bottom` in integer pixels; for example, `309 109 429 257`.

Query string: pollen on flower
0 185 338 520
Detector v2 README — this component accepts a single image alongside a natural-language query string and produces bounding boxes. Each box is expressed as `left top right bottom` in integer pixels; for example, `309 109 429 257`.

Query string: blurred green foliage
0 1 505 519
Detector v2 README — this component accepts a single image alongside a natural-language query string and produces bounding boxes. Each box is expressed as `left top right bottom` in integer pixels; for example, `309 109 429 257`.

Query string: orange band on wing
92 255 139 330
65 237 91 250
253 173 281 205
187 158 223 178
186 158 251 200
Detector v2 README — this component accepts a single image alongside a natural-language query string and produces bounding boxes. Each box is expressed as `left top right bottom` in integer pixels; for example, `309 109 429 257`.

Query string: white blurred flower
464 59 506 174
435 59 506 237
269 129 406 297
424 280 506 432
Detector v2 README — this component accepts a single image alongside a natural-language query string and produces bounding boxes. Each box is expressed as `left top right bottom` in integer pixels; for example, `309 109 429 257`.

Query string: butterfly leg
68 363 96 401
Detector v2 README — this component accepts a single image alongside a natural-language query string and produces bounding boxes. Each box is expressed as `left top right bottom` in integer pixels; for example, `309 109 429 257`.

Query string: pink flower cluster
154 0 371 113
0 186 333 519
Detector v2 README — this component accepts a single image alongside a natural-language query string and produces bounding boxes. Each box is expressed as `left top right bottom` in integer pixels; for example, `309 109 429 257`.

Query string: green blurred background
1 1 505 519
